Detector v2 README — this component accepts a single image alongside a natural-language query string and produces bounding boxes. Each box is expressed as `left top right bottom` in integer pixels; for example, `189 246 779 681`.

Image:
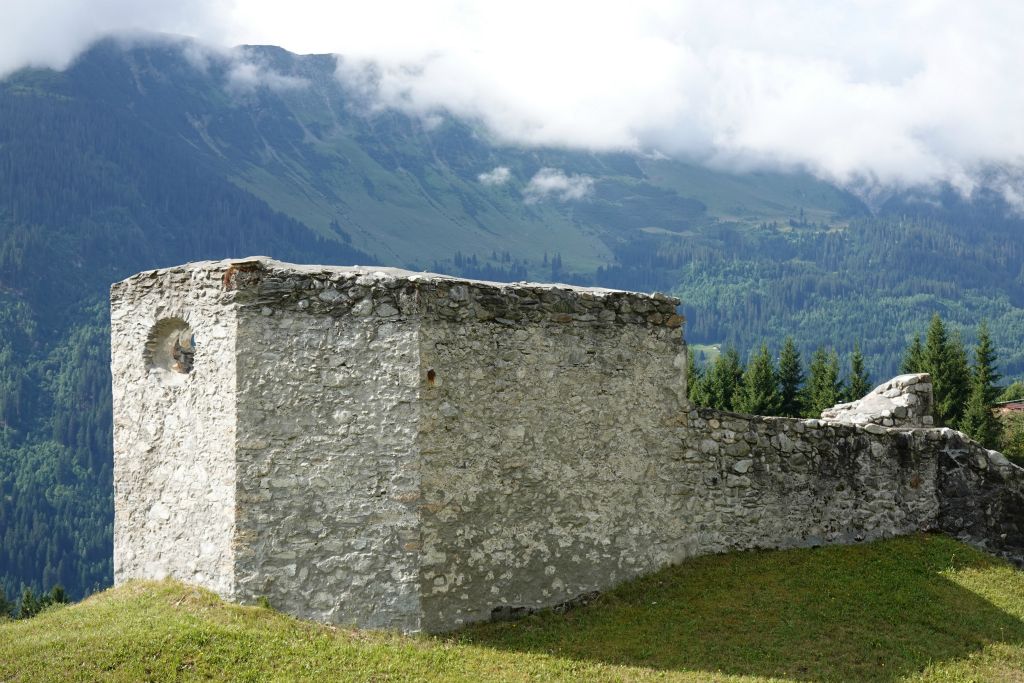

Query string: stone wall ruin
111 257 1024 633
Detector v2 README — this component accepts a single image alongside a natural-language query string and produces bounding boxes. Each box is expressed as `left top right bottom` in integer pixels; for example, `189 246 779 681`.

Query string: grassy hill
3 534 1024 682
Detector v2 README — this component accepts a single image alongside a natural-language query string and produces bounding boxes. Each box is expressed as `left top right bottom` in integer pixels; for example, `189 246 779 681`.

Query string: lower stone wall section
682 409 939 558
408 403 1024 632
412 402 945 631
936 431 1024 565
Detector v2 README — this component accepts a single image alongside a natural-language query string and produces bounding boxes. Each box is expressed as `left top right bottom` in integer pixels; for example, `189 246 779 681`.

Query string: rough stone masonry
111 257 1024 633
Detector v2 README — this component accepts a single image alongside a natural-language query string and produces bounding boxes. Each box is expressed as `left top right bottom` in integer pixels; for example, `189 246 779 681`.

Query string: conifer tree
805 347 842 417
921 314 970 427
944 331 971 428
973 321 1001 405
689 373 711 408
961 383 1002 448
705 347 744 411
777 337 804 417
922 314 948 374
18 587 40 619
847 342 871 400
735 343 781 415
901 334 924 374
960 322 1002 448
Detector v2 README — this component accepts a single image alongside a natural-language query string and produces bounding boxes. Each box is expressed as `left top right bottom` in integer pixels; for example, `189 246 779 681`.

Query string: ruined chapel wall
231 268 424 631
413 281 688 631
109 257 1024 635
682 409 940 557
937 431 1024 561
111 268 238 596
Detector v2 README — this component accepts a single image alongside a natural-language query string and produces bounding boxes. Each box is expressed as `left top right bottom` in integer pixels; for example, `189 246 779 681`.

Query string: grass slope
3 534 1024 682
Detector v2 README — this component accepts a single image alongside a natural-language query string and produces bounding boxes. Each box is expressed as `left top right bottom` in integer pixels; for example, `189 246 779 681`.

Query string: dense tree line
689 314 1005 450
689 338 858 420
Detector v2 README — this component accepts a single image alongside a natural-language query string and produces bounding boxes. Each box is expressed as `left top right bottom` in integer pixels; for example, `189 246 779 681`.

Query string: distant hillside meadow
3 36 1024 602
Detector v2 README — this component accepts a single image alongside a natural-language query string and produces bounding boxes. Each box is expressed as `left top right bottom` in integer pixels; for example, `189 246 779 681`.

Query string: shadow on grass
452 534 1024 682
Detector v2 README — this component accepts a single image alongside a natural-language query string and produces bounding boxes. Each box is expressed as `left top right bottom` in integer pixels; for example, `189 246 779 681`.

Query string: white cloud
524 169 594 203
3 1 1024 200
0 0 229 77
225 54 309 93
316 1 1024 201
477 166 511 186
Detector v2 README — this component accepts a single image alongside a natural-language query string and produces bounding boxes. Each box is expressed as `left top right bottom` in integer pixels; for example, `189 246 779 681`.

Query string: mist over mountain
6 3 1024 207
2 36 1024 602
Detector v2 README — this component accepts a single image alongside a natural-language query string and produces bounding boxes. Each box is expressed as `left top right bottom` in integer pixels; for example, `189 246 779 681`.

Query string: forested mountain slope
2 36 1024 601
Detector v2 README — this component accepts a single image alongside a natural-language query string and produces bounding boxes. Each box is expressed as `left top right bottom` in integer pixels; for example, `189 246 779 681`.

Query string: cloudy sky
3 0 1024 198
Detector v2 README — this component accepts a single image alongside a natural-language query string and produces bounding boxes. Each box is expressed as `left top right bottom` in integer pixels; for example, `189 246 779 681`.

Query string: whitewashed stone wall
415 281 686 631
111 266 238 596
681 409 938 556
231 265 424 631
111 257 1024 634
112 258 685 632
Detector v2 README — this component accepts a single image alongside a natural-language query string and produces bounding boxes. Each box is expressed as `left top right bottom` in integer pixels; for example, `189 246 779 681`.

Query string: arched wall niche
144 317 195 382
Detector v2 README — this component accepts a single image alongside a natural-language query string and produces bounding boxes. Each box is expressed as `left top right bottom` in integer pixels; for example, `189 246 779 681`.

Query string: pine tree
705 347 744 411
689 372 711 408
901 334 924 374
18 587 40 619
847 342 871 400
944 331 971 428
961 383 1002 448
922 315 950 422
777 337 804 417
921 314 970 427
46 586 68 607
805 347 842 417
960 322 1002 448
973 321 1001 405
735 343 781 415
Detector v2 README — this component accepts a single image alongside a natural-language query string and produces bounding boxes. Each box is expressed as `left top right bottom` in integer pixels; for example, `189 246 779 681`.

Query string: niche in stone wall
145 318 195 381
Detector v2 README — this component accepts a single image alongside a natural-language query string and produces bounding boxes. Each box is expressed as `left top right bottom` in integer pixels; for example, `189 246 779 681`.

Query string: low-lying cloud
323 2 1024 203
0 0 228 77
4 1 1024 202
226 55 309 93
477 166 512 187
524 169 594 203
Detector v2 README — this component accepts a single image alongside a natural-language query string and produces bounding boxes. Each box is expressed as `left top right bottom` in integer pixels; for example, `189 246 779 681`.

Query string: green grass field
3 534 1023 682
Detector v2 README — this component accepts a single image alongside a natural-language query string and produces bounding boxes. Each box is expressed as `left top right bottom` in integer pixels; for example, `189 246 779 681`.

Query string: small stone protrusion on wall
821 373 934 428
